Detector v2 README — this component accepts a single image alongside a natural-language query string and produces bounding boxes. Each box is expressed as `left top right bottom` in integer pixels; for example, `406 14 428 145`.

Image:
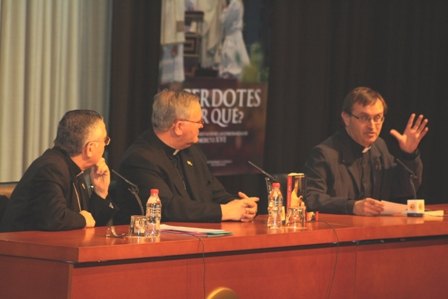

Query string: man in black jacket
115 90 258 223
304 87 429 216
0 110 115 231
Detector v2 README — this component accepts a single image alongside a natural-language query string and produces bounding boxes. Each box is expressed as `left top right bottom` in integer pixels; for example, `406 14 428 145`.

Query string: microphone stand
248 161 278 195
111 169 145 216
395 158 417 199
248 161 277 182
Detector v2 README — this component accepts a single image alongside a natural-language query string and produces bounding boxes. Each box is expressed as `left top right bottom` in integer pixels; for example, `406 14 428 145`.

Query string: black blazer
115 129 233 223
304 130 423 214
0 147 115 232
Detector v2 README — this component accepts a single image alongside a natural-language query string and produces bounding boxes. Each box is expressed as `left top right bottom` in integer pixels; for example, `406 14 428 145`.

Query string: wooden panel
70 259 190 299
355 238 448 299
0 256 71 299
191 246 357 299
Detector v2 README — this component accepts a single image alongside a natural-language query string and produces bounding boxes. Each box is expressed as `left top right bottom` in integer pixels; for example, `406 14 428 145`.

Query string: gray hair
54 110 103 156
152 89 200 131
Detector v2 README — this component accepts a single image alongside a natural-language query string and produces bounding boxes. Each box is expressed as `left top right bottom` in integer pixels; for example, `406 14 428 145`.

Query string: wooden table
1 204 448 299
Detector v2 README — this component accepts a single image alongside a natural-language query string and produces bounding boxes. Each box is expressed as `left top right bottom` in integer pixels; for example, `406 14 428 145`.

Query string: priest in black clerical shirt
304 87 428 216
113 90 258 224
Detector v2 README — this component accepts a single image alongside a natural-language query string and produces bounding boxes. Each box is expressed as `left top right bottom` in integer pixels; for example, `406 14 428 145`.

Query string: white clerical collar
362 146 371 154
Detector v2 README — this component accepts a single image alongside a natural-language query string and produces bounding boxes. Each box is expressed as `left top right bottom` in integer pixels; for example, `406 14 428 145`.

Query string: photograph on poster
158 0 270 175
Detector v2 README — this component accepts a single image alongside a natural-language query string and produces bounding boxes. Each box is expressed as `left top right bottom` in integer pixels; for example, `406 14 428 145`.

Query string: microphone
248 161 277 182
395 158 417 199
111 169 145 215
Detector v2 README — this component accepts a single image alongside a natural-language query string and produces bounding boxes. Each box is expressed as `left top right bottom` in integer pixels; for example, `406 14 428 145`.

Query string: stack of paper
380 200 445 217
160 224 232 237
424 210 445 217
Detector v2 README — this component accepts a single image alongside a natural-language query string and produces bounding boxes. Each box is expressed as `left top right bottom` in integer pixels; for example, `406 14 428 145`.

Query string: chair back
0 181 17 199
0 182 17 221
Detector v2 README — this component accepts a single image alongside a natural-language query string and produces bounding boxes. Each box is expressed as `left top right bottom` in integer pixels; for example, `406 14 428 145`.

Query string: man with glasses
0 110 115 231
115 89 258 223
304 87 429 215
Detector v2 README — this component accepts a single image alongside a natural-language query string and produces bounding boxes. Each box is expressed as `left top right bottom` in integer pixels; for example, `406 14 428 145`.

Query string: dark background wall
109 0 448 209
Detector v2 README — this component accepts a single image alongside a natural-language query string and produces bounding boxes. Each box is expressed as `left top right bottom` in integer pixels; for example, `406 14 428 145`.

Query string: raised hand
390 113 429 154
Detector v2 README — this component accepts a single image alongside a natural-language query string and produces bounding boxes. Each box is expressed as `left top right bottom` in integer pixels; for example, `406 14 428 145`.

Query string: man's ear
83 142 94 159
172 121 183 136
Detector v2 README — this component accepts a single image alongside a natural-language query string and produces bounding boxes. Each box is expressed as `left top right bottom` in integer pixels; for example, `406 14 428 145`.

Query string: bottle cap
272 182 280 188
150 188 159 194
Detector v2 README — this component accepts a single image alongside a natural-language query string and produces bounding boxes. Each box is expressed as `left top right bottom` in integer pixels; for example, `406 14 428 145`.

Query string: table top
0 204 447 263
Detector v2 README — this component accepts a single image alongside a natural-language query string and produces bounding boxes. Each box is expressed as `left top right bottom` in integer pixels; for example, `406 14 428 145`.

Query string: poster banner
159 0 269 175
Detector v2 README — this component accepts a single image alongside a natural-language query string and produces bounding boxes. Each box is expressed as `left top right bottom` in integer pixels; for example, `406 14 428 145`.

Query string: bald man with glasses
304 87 429 216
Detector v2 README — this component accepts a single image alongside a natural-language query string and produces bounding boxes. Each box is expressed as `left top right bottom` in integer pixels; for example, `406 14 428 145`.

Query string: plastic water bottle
267 182 283 229
146 188 161 237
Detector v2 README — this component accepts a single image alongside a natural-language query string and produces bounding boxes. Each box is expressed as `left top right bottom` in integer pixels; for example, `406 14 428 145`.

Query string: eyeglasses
177 119 204 125
87 136 111 146
350 113 385 124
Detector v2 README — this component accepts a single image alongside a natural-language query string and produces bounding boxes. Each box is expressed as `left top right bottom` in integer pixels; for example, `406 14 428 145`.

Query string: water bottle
267 182 283 229
146 188 161 237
